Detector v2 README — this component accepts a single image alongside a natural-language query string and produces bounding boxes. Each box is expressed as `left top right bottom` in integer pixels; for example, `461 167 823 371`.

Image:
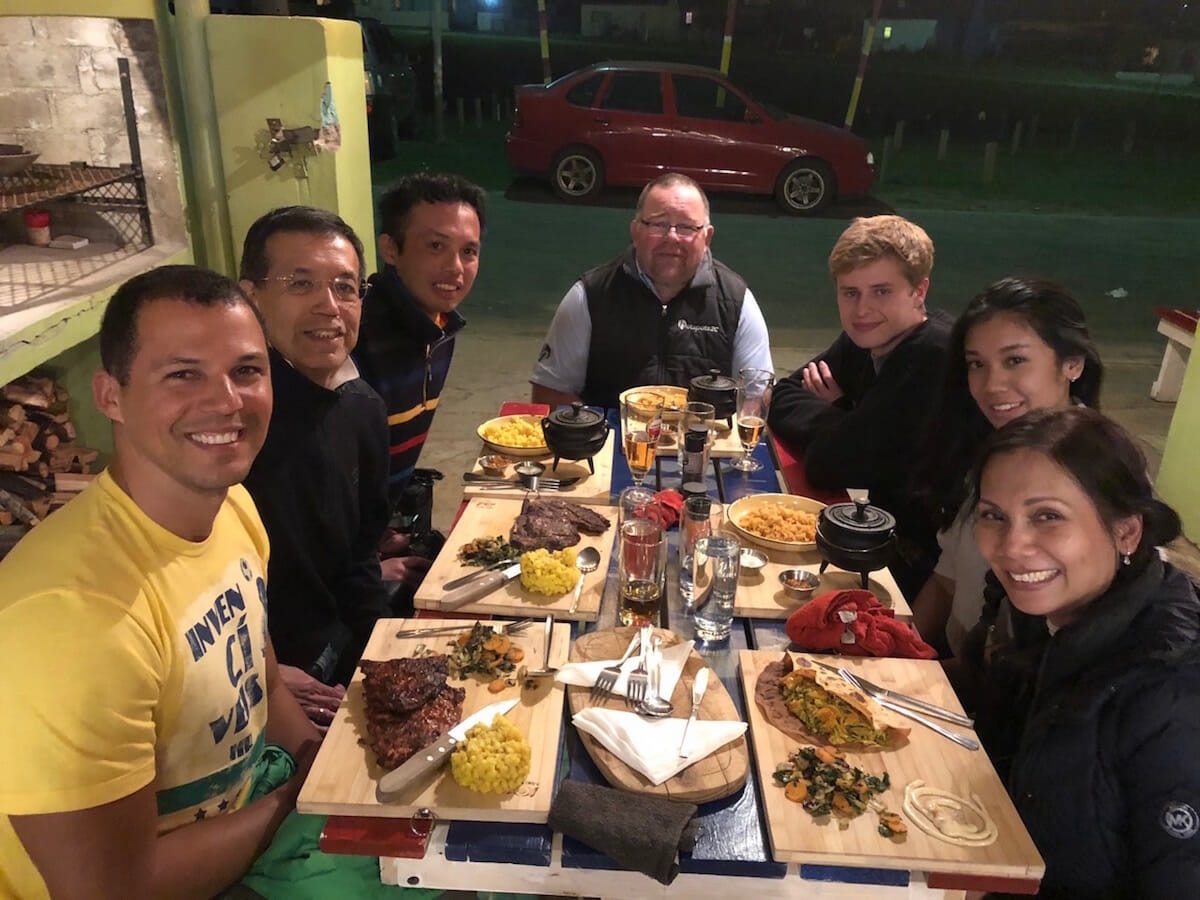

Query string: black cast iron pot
689 369 738 421
541 402 609 473
815 496 897 589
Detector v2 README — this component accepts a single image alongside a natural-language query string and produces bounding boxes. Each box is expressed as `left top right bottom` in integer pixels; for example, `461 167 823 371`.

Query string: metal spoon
567 546 602 614
636 635 674 718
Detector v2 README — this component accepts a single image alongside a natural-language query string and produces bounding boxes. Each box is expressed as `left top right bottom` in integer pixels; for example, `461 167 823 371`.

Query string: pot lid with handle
543 401 605 430
820 488 896 541
689 369 737 395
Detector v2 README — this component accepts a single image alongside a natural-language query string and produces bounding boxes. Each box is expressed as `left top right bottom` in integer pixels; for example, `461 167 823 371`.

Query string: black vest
580 248 746 409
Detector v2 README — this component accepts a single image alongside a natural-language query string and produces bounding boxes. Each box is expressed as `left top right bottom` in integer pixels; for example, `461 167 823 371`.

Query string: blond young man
768 215 951 599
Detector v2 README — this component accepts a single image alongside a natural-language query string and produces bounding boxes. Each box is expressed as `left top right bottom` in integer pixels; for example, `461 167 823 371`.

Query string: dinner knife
462 472 583 489
376 697 519 801
443 558 519 591
435 561 522 611
677 667 710 759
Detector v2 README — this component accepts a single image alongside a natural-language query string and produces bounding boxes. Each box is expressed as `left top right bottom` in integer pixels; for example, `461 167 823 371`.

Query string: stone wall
0 16 185 247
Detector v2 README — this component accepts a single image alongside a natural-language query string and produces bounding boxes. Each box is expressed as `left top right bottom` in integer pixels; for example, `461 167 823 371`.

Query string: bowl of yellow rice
477 414 548 457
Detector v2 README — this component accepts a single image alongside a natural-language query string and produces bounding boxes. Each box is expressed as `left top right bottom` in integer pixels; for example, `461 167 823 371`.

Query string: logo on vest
1161 802 1199 839
538 343 551 362
676 319 721 334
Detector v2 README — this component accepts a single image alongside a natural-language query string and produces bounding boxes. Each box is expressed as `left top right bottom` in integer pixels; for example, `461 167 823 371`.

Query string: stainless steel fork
625 624 653 707
590 633 640 703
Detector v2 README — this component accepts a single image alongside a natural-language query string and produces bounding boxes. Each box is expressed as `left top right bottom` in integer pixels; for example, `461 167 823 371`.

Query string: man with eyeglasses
239 206 389 718
530 172 773 409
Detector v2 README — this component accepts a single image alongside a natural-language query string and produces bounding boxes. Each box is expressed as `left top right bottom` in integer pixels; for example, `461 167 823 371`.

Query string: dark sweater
244 348 391 686
963 561 1200 898
767 310 953 596
354 266 465 503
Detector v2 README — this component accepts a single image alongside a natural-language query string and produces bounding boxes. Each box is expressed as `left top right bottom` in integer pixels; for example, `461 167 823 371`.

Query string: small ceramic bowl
739 547 768 574
779 568 820 600
478 454 512 477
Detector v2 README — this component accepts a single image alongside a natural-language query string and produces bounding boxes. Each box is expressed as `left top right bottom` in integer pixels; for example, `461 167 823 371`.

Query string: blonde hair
828 215 934 287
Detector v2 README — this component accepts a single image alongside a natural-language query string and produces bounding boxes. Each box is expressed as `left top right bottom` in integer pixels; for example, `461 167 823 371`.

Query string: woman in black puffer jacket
959 407 1200 898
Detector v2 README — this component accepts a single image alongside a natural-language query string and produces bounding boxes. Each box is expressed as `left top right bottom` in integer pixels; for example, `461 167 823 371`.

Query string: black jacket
244 348 391 686
766 310 953 595
964 561 1200 898
579 248 745 410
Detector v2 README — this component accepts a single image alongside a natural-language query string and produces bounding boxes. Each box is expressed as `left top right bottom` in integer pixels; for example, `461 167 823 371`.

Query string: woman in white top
912 276 1103 656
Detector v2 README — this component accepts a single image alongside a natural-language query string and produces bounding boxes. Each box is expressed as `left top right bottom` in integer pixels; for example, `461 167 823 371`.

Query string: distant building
580 1 681 42
866 18 938 53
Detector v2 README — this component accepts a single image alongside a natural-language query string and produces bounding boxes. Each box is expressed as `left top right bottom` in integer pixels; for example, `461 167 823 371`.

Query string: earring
1121 552 1132 566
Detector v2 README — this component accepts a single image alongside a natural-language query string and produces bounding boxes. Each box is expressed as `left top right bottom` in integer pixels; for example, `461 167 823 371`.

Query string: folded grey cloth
548 780 699 885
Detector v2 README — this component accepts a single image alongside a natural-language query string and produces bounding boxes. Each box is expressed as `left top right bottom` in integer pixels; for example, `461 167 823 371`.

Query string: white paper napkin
572 707 747 785
555 639 694 700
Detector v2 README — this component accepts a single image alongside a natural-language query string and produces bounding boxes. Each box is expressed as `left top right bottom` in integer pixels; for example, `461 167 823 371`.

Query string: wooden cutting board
413 496 618 622
731 540 912 621
565 627 749 804
298 617 570 823
738 650 1044 885
466 432 615 503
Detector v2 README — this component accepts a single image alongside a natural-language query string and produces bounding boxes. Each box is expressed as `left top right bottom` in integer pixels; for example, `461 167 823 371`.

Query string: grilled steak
364 682 466 771
360 655 449 714
509 498 611 551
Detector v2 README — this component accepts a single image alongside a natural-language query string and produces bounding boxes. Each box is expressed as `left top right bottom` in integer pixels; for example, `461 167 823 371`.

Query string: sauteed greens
780 669 891 747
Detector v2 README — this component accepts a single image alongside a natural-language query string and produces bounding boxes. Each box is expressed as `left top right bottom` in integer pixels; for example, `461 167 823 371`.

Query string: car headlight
866 151 875 166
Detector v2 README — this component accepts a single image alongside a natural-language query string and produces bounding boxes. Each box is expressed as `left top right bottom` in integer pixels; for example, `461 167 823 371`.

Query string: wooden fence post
983 142 997 184
937 129 949 161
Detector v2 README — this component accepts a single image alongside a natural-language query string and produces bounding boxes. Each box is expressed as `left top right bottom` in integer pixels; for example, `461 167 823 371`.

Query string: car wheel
551 147 604 201
775 159 836 215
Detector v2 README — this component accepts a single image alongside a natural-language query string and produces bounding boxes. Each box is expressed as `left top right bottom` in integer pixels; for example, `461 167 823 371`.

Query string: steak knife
376 697 519 801
443 558 519 591
435 561 522 611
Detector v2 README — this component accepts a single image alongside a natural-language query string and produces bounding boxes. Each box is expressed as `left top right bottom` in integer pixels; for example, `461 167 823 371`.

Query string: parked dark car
359 17 418 158
505 61 875 214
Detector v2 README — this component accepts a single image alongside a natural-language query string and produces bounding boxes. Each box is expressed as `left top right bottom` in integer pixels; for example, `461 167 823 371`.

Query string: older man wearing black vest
530 173 773 410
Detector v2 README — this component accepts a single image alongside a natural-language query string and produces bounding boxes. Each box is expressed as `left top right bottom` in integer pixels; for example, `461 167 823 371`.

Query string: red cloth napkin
655 490 684 530
785 589 938 659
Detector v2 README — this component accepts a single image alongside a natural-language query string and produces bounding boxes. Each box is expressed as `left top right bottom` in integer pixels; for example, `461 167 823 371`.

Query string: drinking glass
621 391 665 487
618 518 667 626
731 368 775 473
692 535 741 641
677 400 716 464
679 495 726 610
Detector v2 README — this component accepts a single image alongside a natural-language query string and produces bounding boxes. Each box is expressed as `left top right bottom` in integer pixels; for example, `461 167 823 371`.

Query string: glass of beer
621 391 665 487
731 368 774 472
618 517 667 626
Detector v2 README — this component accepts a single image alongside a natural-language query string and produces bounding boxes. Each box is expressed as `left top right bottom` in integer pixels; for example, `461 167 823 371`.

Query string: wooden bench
1152 307 1198 403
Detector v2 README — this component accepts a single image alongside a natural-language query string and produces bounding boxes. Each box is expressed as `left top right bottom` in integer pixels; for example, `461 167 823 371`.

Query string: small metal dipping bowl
739 547 768 574
514 460 546 489
478 454 512 477
779 568 820 600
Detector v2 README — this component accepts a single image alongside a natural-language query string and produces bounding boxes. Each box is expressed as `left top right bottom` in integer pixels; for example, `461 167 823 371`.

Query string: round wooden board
566 626 749 804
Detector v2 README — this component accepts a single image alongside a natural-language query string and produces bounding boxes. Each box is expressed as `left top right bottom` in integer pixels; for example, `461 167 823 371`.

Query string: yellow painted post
845 0 883 129
537 0 551 84
719 0 736 75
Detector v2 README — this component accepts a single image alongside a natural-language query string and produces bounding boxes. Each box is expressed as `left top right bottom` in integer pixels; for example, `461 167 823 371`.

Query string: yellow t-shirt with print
0 471 271 899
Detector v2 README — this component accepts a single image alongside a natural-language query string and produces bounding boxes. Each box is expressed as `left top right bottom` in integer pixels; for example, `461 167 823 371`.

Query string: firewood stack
0 373 100 556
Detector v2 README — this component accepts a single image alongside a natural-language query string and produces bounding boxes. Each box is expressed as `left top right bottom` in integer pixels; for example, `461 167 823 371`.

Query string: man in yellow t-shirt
0 265 321 899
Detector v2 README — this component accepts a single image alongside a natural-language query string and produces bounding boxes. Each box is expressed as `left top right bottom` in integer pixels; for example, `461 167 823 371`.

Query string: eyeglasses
259 276 367 300
637 219 709 240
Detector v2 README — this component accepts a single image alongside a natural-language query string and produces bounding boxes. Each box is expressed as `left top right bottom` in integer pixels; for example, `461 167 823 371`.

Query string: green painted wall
207 15 377 273
1156 357 1200 541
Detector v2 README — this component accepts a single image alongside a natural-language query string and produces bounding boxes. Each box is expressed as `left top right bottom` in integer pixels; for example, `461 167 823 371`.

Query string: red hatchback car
505 61 875 214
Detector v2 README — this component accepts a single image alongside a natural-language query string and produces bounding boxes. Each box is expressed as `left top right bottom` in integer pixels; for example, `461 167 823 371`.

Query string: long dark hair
967 407 1180 573
916 276 1104 529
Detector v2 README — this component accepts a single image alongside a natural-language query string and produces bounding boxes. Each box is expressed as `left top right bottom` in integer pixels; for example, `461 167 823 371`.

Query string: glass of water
691 535 740 641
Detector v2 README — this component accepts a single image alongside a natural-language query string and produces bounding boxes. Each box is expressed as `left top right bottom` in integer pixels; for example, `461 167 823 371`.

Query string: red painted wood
1153 307 1199 334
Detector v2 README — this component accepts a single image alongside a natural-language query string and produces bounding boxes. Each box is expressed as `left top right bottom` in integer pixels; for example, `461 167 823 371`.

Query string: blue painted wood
800 864 911 887
443 820 552 866
747 618 794 652
714 442 778 501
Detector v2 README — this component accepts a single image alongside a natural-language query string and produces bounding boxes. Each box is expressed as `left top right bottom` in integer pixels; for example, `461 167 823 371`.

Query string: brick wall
0 16 184 247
